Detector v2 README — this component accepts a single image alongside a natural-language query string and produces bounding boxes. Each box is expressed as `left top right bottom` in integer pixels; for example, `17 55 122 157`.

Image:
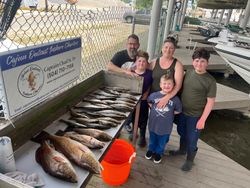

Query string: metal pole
211 9 215 18
163 0 175 40
146 0 163 60
217 9 225 25
131 0 136 34
213 9 218 19
179 0 188 30
172 11 179 31
224 9 233 26
240 0 250 29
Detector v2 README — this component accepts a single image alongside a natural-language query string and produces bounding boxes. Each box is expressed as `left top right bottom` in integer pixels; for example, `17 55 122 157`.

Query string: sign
0 38 81 118
0 0 22 39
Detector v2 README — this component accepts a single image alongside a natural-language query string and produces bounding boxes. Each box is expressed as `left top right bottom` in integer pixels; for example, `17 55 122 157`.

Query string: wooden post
132 101 141 146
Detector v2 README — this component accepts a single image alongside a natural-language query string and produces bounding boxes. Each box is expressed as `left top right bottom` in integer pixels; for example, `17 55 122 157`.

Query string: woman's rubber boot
138 128 146 147
181 150 197 171
169 140 186 156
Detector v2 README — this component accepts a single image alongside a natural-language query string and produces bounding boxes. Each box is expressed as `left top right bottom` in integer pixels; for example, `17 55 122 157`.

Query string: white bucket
0 136 16 173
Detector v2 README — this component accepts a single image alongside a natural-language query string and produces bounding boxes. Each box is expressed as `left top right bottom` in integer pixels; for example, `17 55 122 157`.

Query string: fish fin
31 131 50 143
53 156 65 163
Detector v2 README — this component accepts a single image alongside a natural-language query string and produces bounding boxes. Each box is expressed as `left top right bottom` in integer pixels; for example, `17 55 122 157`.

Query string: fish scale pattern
0 2 149 119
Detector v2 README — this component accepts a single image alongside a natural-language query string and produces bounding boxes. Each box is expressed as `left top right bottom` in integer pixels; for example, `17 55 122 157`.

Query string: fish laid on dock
35 141 78 183
60 119 110 130
63 132 105 149
68 107 91 119
82 97 108 105
72 128 112 142
73 118 111 130
93 89 118 97
75 102 112 110
96 117 121 124
34 131 103 174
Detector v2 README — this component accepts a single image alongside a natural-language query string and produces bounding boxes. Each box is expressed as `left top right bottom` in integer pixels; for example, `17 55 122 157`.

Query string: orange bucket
101 139 136 186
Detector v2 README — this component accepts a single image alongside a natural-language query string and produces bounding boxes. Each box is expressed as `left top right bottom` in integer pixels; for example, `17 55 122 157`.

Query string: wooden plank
214 83 250 110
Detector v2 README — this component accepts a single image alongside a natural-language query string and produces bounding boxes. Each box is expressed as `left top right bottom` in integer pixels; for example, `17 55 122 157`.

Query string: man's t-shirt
148 92 182 135
181 69 217 117
111 50 136 68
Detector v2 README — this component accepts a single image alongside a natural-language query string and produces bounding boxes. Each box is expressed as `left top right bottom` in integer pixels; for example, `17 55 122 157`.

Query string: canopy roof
197 0 247 9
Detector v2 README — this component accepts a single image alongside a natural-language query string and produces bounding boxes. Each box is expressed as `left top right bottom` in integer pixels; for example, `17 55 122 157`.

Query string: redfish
36 141 77 183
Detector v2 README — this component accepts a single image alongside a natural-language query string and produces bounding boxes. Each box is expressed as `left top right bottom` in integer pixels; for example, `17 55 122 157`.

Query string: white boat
215 43 250 85
209 30 250 85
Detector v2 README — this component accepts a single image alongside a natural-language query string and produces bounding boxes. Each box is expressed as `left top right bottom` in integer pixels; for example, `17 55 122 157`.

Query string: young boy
170 47 217 171
127 50 153 147
145 74 182 163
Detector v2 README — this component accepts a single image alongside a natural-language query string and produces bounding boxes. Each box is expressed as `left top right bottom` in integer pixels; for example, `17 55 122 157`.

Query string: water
200 72 250 170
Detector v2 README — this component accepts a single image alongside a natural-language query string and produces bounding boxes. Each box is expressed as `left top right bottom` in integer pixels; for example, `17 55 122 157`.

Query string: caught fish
96 117 121 124
35 141 77 183
72 128 112 142
61 118 110 130
34 131 103 174
116 97 137 104
119 93 137 101
89 93 116 100
98 119 118 127
82 97 108 105
102 99 135 108
73 118 111 130
68 107 91 119
75 102 112 110
110 104 133 112
104 87 129 93
92 110 127 119
63 131 105 149
60 119 87 128
93 89 118 97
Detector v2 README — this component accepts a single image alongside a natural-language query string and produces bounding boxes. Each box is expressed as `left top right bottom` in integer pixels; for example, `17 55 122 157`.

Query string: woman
149 37 184 108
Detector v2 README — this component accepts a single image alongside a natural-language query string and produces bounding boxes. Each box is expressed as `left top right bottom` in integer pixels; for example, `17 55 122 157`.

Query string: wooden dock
87 127 250 188
175 27 250 112
86 27 250 188
175 27 233 73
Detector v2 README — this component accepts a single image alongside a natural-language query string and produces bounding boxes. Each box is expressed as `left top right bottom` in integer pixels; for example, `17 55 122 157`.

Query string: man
107 34 140 133
107 34 140 77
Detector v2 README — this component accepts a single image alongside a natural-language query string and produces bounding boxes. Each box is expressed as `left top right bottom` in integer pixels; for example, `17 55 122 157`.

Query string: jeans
148 131 170 155
175 113 201 153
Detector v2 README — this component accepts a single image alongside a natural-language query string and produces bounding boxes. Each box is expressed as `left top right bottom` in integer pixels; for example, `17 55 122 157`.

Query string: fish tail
31 131 50 143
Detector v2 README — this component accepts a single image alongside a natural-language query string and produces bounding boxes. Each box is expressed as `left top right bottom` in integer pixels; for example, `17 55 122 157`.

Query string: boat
208 29 250 85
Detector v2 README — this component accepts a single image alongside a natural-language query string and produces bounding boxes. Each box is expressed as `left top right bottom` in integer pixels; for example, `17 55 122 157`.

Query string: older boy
170 48 217 171
129 50 153 147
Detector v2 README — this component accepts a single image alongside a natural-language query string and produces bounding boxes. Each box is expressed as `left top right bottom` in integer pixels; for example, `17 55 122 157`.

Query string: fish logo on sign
17 65 44 98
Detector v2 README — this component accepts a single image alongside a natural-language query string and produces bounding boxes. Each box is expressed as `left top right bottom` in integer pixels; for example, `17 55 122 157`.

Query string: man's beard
128 48 137 58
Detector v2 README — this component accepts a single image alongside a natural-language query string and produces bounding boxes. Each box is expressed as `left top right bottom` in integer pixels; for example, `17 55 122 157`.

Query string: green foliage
136 0 153 9
120 0 131 3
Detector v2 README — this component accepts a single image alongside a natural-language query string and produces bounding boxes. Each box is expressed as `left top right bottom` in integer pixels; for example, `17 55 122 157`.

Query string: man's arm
196 97 215 129
157 61 184 108
107 62 137 76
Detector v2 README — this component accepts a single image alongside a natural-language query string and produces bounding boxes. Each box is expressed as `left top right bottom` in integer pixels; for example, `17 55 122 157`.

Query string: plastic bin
101 139 136 186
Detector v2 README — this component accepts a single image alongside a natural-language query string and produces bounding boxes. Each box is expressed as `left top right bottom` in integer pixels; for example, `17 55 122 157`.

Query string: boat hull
215 44 250 84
